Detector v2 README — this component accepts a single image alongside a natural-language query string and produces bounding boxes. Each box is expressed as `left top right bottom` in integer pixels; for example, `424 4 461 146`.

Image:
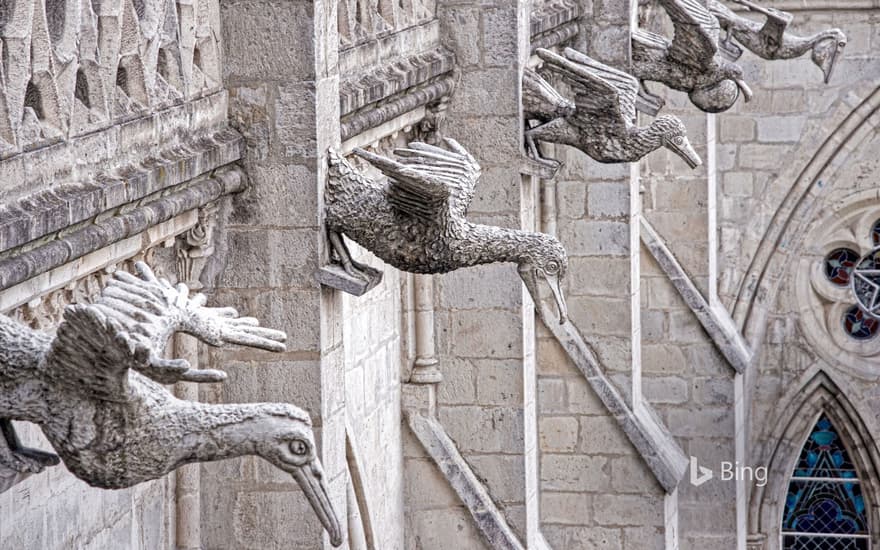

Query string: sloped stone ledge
0 129 243 254
0 167 245 292
640 216 752 374
406 412 527 550
539 302 689 493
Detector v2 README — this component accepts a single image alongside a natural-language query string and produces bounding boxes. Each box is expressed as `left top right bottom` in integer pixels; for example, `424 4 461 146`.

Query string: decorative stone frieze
0 0 223 156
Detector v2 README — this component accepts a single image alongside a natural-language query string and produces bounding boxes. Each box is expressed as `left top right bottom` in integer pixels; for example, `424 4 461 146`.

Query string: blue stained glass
872 219 880 247
783 416 870 550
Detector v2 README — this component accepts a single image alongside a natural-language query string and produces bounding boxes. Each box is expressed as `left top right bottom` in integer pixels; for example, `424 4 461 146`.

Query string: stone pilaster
204 1 344 549
412 0 539 546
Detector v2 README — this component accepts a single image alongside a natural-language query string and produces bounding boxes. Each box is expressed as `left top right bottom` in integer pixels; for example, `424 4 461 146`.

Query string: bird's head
812 30 847 84
688 77 751 113
653 115 702 169
517 234 569 325
252 405 344 547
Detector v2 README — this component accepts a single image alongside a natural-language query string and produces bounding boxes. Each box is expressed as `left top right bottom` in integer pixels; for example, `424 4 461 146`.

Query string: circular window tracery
797 198 880 373
824 248 859 286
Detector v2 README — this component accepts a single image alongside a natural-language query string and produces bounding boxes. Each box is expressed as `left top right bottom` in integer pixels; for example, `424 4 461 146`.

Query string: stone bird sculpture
709 0 847 84
633 0 753 114
326 138 569 324
0 263 343 547
523 48 702 171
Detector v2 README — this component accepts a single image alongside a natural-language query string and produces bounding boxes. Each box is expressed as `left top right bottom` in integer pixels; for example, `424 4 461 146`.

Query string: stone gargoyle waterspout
709 0 847 84
0 263 343 547
634 0 753 114
522 48 702 172
325 138 569 325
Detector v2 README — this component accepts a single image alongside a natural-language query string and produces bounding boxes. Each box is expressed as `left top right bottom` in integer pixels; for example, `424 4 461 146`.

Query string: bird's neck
173 402 280 464
458 223 540 267
625 124 665 162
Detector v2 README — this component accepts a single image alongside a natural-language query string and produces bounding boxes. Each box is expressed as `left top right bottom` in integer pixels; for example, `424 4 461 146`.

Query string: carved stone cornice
340 48 456 118
0 168 245 293
340 75 456 143
530 0 580 47
0 129 243 254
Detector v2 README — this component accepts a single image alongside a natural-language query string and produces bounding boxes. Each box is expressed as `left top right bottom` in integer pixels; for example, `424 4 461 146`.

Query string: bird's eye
289 440 309 456
674 136 683 145
544 261 559 274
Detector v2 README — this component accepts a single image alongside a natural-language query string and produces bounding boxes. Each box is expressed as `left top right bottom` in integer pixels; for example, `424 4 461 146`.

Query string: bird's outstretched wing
659 0 721 69
537 48 638 127
45 262 287 401
47 305 151 402
353 138 481 222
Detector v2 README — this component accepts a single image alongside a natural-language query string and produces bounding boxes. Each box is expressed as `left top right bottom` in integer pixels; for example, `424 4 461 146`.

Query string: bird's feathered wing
353 139 481 222
537 48 638 127
659 0 721 69
45 305 147 403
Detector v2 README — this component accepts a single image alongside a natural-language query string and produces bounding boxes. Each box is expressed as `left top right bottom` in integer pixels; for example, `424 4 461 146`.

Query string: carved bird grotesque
633 0 753 114
523 48 702 171
325 138 569 325
0 263 343 547
709 0 847 84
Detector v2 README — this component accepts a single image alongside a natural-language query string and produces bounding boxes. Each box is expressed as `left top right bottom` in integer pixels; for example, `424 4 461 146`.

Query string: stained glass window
782 415 871 549
825 248 860 286
872 220 880 247
843 306 880 341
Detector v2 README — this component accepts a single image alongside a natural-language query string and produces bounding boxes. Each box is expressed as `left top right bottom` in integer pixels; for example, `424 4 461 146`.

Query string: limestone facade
0 0 879 549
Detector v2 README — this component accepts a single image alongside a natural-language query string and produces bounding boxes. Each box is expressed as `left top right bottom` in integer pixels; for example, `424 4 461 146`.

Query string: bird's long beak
735 79 753 103
814 37 845 84
668 137 702 169
291 461 344 547
518 264 568 325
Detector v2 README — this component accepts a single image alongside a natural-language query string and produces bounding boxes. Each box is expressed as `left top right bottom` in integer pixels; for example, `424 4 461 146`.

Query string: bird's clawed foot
0 420 60 474
636 82 664 116
328 231 372 283
524 133 563 179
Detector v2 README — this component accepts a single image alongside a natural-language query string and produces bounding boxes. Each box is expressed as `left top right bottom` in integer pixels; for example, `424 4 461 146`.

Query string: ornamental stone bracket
538 300 690 493
530 0 581 52
640 216 752 374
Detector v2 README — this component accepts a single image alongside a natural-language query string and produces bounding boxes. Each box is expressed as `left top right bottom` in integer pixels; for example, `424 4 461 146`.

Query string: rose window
797 202 880 373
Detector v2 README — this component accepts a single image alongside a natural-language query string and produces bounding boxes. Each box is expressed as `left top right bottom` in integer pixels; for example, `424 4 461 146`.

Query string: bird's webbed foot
329 231 372 282
0 419 60 474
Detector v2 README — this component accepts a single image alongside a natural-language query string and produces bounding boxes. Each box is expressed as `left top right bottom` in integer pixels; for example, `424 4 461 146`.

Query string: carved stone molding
530 0 580 51
0 167 245 293
0 129 243 254
176 202 219 289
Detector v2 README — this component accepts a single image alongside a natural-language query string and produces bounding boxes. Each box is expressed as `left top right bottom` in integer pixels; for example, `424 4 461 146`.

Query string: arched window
781 415 871 549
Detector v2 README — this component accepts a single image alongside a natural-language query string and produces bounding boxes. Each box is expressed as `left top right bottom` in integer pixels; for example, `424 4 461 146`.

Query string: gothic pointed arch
749 371 880 549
